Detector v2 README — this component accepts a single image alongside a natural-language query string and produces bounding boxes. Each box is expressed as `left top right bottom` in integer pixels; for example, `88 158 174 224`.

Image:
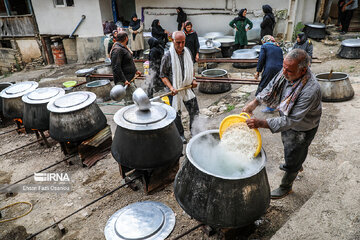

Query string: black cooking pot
199 69 231 94
174 130 270 228
231 49 258 69
0 81 38 119
47 91 107 142
303 23 326 39
338 39 360 59
22 87 65 130
111 102 183 170
0 82 12 116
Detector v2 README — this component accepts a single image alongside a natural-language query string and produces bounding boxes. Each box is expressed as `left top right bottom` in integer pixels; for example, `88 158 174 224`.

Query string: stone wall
0 48 20 74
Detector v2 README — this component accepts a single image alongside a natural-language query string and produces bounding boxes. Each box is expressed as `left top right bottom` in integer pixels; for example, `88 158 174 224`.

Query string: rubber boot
271 171 299 199
279 164 303 172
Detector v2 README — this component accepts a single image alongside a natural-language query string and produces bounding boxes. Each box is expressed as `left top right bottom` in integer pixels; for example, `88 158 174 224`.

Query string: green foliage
226 104 235 112
292 22 305 42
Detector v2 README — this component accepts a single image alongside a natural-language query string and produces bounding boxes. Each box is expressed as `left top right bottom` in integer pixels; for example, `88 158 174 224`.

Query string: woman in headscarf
147 37 165 97
229 8 253 50
260 5 276 38
255 35 283 113
151 19 170 48
107 30 118 58
176 7 187 31
293 32 313 60
129 14 144 59
183 21 200 63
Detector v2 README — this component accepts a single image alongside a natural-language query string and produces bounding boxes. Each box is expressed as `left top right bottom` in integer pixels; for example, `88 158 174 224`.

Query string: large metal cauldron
199 40 221 70
174 130 270 228
47 91 107 142
231 49 258 69
199 69 231 94
214 36 235 58
22 87 65 130
303 23 326 39
85 79 112 102
111 102 183 170
0 82 12 117
0 81 38 118
338 39 360 59
316 72 354 102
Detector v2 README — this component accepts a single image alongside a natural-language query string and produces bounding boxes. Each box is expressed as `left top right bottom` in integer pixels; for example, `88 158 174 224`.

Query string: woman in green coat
229 8 253 49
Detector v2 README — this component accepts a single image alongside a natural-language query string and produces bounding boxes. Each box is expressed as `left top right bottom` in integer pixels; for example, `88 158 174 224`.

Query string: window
54 0 74 7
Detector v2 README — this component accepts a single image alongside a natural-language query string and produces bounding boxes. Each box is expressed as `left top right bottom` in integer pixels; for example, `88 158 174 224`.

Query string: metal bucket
316 72 354 102
199 69 231 94
174 130 270 228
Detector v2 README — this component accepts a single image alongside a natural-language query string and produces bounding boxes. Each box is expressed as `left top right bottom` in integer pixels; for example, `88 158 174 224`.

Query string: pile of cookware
316 72 354 102
199 69 231 94
338 39 360 59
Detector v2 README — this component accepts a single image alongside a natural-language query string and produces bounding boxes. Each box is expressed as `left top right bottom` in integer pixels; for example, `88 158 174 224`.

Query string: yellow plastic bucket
219 112 262 157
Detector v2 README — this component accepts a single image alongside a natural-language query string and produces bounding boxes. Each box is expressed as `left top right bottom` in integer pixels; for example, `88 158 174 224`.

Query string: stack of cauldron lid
22 87 65 131
104 201 175 240
47 91 107 142
111 102 182 170
338 39 360 59
303 22 326 39
0 81 38 119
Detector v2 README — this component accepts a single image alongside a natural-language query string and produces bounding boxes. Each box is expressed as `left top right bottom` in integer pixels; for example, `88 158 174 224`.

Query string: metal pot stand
104 201 175 240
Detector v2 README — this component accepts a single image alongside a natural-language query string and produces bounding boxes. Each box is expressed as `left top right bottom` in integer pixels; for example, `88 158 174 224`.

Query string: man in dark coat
147 37 165 97
176 7 187 31
111 32 141 105
260 5 276 38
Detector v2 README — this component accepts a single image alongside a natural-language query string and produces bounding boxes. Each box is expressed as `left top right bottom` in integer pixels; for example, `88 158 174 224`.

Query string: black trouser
281 127 318 173
341 9 354 32
168 96 199 136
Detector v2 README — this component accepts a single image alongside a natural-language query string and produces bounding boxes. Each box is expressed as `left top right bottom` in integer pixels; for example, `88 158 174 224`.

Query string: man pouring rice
242 49 322 199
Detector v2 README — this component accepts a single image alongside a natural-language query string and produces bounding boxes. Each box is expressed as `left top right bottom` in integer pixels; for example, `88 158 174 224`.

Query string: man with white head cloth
160 31 199 143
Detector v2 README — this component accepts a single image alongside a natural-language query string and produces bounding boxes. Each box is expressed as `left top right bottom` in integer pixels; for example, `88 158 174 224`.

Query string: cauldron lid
86 79 111 88
341 39 360 47
75 68 95 76
0 81 38 99
22 87 65 104
104 201 175 240
114 102 176 131
47 91 96 113
123 104 167 124
231 49 258 59
305 22 326 29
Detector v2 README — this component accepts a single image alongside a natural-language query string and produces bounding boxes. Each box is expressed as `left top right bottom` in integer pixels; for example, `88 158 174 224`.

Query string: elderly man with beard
242 49 322 199
160 31 199 144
